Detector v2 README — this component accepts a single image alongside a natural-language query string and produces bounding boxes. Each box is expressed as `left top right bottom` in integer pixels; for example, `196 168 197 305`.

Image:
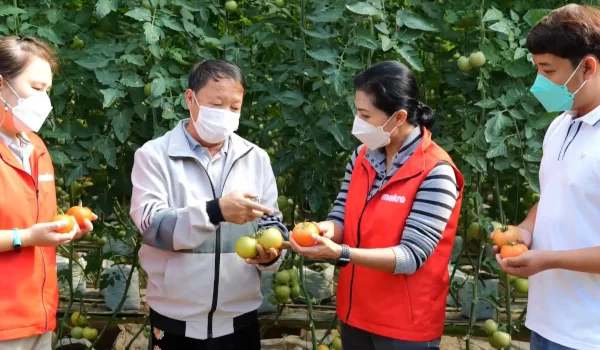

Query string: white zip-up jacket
130 120 288 339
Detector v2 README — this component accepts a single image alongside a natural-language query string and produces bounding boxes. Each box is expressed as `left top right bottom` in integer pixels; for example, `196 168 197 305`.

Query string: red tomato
67 206 94 227
52 214 75 233
500 243 528 259
292 222 320 247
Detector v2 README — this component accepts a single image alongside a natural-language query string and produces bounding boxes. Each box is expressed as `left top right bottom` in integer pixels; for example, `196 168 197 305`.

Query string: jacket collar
0 130 45 170
566 104 600 126
167 119 253 160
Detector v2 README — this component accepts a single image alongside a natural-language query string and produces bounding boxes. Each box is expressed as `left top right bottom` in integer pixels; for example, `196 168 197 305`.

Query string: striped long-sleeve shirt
327 127 459 274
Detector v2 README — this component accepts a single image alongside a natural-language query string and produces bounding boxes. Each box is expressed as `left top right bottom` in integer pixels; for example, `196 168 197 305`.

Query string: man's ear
583 56 597 80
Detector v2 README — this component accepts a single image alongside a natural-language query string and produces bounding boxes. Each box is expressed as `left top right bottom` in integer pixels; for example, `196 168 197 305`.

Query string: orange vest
337 128 464 341
0 132 58 340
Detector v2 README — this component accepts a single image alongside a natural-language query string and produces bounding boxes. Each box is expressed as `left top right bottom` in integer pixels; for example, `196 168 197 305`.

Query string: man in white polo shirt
493 4 600 350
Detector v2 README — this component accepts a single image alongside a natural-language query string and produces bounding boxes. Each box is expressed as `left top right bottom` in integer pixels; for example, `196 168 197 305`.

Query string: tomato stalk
55 241 75 349
466 238 486 350
124 319 149 350
298 256 317 350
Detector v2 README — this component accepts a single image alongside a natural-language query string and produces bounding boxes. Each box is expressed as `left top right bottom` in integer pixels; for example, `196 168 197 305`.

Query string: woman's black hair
353 60 434 129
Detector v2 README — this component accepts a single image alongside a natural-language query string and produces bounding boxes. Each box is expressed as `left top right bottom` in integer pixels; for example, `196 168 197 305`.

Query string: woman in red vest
0 35 95 349
290 61 464 349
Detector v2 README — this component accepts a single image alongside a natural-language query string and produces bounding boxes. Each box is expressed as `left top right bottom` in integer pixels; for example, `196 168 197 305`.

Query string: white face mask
192 96 240 144
0 80 53 133
351 115 397 150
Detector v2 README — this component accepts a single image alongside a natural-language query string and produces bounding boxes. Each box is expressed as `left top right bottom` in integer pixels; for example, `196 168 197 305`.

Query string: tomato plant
292 222 320 247
274 285 290 302
490 331 511 349
235 236 258 259
513 277 529 294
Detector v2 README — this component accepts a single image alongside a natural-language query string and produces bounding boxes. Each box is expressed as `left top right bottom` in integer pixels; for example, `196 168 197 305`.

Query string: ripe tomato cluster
492 225 528 259
51 206 94 233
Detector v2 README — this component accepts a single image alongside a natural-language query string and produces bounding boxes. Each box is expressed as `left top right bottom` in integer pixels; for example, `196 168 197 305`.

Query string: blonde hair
0 36 58 81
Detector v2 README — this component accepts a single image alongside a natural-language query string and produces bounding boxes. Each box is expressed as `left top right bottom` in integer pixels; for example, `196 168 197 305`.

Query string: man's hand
496 250 551 278
289 234 342 260
21 220 79 247
245 244 281 265
219 192 274 225
74 213 98 239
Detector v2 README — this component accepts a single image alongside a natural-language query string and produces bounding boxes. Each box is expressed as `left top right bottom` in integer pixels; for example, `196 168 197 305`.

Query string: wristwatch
12 228 22 253
336 244 350 267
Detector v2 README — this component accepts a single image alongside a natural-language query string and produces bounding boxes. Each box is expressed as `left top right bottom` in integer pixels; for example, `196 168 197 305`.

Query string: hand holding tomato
496 249 551 278
490 225 532 254
20 220 78 247
67 206 98 239
289 232 342 260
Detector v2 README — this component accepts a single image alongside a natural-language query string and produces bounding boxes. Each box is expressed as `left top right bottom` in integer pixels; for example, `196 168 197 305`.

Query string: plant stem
299 256 317 350
504 273 513 350
466 240 486 350
125 319 149 350
55 241 76 349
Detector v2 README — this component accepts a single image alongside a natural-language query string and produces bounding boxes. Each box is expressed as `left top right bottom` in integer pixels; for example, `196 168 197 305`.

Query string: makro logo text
381 194 406 203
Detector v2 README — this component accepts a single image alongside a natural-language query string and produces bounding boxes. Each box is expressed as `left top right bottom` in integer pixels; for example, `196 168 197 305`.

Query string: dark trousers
341 322 441 350
149 308 261 350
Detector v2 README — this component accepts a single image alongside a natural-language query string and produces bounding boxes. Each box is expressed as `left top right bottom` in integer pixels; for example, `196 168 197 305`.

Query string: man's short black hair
526 4 600 67
188 59 246 92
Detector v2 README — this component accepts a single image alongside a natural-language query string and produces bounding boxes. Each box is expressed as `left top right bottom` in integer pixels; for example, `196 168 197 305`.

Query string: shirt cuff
206 198 225 225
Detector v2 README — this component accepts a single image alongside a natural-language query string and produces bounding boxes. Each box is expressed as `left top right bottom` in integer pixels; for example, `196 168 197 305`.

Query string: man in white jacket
130 60 288 350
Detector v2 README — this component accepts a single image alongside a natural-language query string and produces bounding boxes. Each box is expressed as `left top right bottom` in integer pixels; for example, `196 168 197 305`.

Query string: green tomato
275 270 291 284
469 51 486 68
275 285 290 302
71 326 83 339
275 0 286 8
457 56 472 72
225 0 237 12
235 236 257 259
513 278 529 294
490 331 511 349
482 319 498 335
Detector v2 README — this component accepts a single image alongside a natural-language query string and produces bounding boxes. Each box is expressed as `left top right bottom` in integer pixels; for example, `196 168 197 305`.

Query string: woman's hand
289 233 342 260
74 213 98 239
21 220 78 247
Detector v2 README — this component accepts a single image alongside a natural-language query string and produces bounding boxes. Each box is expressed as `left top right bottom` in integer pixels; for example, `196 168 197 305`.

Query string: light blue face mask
530 59 587 112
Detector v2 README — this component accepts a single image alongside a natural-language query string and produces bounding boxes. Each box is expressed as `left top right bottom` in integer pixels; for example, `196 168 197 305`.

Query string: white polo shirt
526 106 600 349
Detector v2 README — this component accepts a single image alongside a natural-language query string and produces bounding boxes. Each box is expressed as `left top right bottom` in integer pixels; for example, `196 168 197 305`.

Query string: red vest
337 128 464 341
0 132 58 340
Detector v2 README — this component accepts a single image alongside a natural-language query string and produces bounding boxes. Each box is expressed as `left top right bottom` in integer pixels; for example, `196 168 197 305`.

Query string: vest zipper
345 163 372 323
185 148 254 338
345 163 424 323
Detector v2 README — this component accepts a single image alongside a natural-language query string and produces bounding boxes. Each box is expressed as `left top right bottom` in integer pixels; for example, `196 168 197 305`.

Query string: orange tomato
500 243 528 259
492 225 521 247
52 214 76 233
292 222 320 247
67 206 94 227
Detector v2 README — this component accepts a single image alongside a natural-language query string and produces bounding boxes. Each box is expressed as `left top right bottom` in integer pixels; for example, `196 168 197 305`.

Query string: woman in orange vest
290 61 464 349
0 35 95 349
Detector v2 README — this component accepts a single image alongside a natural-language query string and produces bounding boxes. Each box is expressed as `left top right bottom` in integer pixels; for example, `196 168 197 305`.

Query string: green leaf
0 5 26 16
301 27 336 39
314 137 332 156
161 16 184 32
143 22 163 44
95 69 119 87
475 99 497 109
329 124 345 148
346 2 381 16
306 48 338 65
523 9 552 27
483 7 503 22
109 108 133 143
37 27 64 45
464 154 487 173
125 7 152 22
275 91 305 107
375 22 389 35
396 10 437 32
353 36 378 50
504 59 534 78
150 77 167 98
380 35 392 52
514 47 527 60
49 150 71 165
489 20 512 37
486 141 508 158
75 56 109 70
307 8 344 23
121 54 145 66
97 137 117 167
95 0 119 19
397 45 424 71
66 163 87 186
484 111 511 142
100 88 126 108
120 71 145 88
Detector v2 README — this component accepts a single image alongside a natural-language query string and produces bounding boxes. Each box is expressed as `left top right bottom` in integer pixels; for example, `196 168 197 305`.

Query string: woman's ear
392 109 408 126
